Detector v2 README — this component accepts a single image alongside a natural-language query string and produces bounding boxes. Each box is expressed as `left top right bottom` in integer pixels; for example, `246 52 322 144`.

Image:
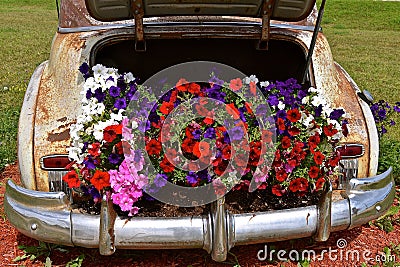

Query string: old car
4 0 394 262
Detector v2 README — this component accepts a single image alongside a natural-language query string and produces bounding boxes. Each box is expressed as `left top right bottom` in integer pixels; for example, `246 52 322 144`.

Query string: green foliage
66 254 85 267
378 138 400 183
369 205 400 233
13 241 68 263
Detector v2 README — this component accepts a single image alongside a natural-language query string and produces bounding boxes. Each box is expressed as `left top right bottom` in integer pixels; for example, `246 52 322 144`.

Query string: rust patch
57 117 68 122
47 129 70 142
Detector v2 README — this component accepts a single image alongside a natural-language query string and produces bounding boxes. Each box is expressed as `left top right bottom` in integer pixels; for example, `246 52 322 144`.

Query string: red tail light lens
336 144 365 159
40 155 71 170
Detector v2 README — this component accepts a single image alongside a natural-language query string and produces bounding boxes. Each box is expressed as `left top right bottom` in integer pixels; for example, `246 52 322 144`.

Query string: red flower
160 101 174 115
193 141 211 158
315 178 326 191
233 180 250 191
262 130 273 143
288 126 300 136
249 141 262 167
103 124 122 143
328 154 341 167
281 136 291 149
226 103 241 120
176 78 189 92
160 156 175 173
181 138 196 154
90 170 110 191
275 168 287 182
271 184 286 196
115 141 124 154
188 82 201 95
313 151 325 165
195 103 209 116
88 142 101 157
287 109 301 123
308 166 320 179
323 124 338 137
229 78 242 91
288 177 309 193
249 81 257 96
146 139 162 156
277 117 286 131
62 170 81 188
308 133 320 149
234 153 248 168
221 144 232 160
213 158 228 176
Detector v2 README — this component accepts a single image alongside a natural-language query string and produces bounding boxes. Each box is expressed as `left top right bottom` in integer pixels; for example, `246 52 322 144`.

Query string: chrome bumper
4 168 394 262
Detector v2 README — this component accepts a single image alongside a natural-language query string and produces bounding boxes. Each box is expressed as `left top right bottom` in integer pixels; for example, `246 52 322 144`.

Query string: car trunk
93 37 307 83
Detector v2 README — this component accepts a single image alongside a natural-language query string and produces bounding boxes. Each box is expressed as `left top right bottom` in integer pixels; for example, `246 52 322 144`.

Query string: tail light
40 154 71 170
335 144 365 189
40 155 71 193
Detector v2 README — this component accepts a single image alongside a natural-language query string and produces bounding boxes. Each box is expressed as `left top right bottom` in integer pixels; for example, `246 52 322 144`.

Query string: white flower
309 87 321 93
244 75 259 85
301 96 310 105
110 109 125 122
92 64 107 77
67 146 83 163
124 72 135 83
260 81 270 88
131 120 138 129
302 114 314 129
311 95 327 107
278 101 285 110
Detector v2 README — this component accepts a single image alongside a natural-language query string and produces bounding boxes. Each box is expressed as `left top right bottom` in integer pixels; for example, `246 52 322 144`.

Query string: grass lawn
0 0 399 173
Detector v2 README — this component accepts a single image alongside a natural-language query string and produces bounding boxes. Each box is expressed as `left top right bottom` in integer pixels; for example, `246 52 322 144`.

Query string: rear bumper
4 167 395 261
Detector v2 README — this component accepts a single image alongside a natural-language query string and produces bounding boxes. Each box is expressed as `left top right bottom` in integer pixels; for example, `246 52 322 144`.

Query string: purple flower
83 156 96 170
378 108 387 120
108 153 121 165
315 105 323 118
256 104 268 116
114 98 127 110
329 109 345 120
79 62 89 74
86 90 92 100
186 172 198 184
267 95 279 106
192 129 202 140
197 169 212 182
154 173 168 188
134 150 142 162
227 126 244 141
276 110 287 119
88 186 101 202
109 86 121 98
394 105 400 113
94 88 106 102
204 128 216 139
209 76 224 86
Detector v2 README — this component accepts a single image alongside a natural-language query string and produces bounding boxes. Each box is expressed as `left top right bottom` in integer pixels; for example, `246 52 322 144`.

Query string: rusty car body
4 0 394 262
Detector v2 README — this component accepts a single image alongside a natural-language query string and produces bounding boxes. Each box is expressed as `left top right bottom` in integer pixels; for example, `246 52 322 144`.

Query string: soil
1 162 400 266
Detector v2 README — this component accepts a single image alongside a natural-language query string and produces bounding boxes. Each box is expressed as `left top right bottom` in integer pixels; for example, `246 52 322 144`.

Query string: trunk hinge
132 0 146 52
258 0 275 50
301 0 327 84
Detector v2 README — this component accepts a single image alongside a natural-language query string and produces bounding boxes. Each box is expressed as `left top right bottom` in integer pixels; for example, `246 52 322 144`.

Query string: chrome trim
4 167 394 262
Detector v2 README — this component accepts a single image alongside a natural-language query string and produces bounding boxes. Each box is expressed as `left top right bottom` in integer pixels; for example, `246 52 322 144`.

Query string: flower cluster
370 100 400 137
63 63 349 216
259 79 348 196
63 63 147 215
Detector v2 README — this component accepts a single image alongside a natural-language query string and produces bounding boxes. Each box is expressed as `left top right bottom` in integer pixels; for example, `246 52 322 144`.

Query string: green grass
0 0 58 169
0 0 399 171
